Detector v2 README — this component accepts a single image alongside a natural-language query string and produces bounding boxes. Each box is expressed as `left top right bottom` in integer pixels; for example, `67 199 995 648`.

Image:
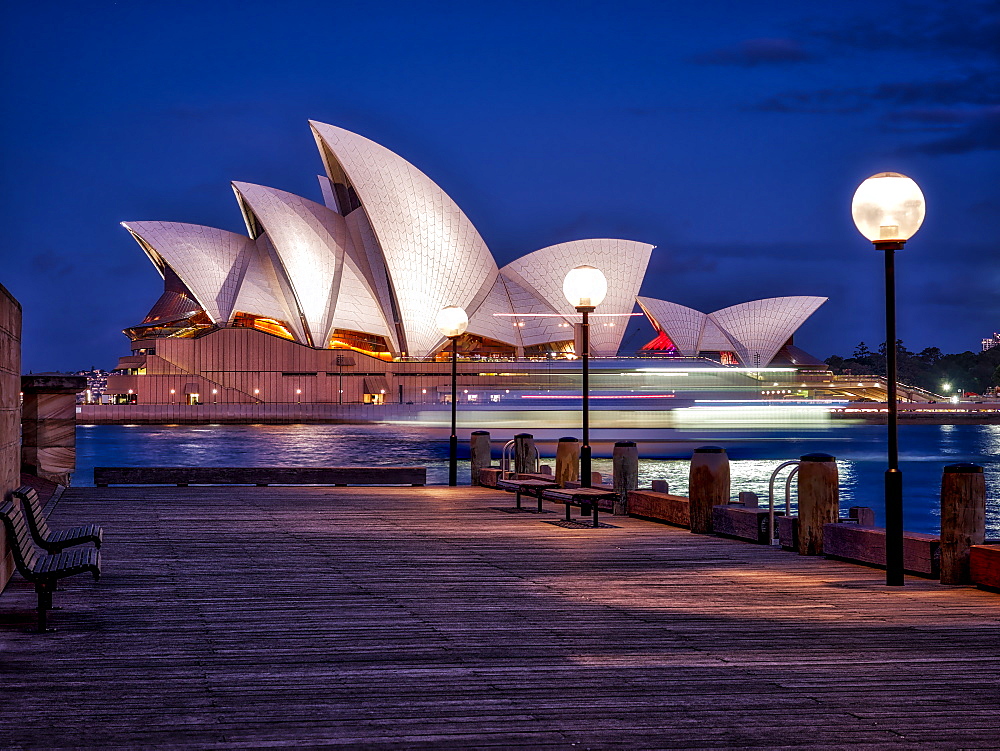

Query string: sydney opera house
105 122 835 413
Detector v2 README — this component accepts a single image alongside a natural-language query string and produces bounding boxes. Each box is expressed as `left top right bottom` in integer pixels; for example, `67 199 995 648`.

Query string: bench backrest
0 499 41 577
13 486 50 541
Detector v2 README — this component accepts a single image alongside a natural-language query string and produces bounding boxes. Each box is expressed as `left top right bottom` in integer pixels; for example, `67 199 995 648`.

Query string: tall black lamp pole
852 172 926 586
436 305 468 487
563 265 608 490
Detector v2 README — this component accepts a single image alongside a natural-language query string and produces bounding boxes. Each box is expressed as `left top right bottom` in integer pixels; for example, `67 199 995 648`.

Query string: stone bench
627 490 690 528
969 545 1000 591
95 466 426 487
822 523 941 578
712 506 772 544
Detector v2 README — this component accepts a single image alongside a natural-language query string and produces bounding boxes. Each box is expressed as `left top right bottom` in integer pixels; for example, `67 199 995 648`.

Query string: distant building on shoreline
983 333 1000 352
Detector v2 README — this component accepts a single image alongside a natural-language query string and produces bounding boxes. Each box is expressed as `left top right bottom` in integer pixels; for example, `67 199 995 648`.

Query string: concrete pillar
651 479 669 494
688 446 729 534
940 463 986 584
555 437 580 487
513 433 537 475
612 441 638 515
797 453 839 556
738 491 759 508
21 374 87 486
470 431 491 486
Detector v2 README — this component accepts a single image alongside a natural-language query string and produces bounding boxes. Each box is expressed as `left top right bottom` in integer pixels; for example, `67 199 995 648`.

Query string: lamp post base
885 468 904 585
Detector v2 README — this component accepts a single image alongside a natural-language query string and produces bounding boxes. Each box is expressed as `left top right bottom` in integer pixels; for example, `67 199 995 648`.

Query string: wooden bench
496 478 558 512
542 487 617 527
0 499 101 632
94 466 426 487
14 485 103 553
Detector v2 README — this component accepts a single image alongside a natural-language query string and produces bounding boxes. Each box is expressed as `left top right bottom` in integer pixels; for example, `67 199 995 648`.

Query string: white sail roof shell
121 221 257 326
232 182 395 350
709 296 827 368
635 298 706 356
502 239 653 356
309 121 499 358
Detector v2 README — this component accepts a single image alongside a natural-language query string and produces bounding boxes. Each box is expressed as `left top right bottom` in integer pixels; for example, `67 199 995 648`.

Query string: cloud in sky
691 37 816 67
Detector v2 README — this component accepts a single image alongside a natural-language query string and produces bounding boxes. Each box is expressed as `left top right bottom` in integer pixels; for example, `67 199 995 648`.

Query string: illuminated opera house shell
123 122 653 360
637 296 827 367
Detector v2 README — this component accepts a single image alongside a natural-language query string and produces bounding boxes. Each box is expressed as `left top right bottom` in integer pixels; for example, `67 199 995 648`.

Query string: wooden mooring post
555 437 580 487
470 431 491 486
940 463 986 584
513 433 537 475
612 441 638 515
688 446 729 534
797 453 839 556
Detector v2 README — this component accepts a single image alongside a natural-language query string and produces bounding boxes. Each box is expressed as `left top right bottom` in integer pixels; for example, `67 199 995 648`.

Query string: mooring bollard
555 437 580 487
688 446 729 534
470 431 491 486
513 433 536 476
940 463 986 584
613 441 638 515
797 453 839 556
651 479 669 494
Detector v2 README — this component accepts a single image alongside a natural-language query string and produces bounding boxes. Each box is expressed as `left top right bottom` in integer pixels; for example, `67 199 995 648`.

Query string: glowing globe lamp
851 172 925 244
563 265 608 310
436 305 469 339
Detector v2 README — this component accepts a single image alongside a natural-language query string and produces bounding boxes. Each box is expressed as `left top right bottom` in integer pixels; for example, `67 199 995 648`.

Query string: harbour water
73 422 1000 537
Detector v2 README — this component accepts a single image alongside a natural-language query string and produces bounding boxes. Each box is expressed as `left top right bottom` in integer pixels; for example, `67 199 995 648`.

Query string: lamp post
437 305 469 487
852 171 925 586
563 265 608 489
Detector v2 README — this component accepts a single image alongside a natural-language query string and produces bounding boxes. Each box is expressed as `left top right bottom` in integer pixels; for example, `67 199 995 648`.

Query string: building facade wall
0 283 22 590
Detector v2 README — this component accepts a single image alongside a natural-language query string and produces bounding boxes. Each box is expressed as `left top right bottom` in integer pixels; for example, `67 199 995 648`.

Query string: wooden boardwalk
1 485 998 749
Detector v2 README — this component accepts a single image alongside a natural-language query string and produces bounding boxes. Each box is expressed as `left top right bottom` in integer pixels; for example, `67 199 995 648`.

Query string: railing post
797 453 839 556
688 446 729 534
612 441 638 515
469 431 491 486
940 463 986 584
555 437 580 488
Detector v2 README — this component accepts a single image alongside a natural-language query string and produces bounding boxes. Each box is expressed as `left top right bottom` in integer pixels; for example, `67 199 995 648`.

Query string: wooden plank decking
1 485 998 748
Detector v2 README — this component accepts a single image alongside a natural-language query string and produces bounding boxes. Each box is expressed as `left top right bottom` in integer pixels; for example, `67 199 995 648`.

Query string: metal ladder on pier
768 461 800 546
501 439 540 480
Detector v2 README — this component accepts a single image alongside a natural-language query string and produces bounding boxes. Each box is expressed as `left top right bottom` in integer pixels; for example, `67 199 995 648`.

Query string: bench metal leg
565 503 572 521
516 490 522 510
537 491 543 513
31 585 56 634
593 503 599 528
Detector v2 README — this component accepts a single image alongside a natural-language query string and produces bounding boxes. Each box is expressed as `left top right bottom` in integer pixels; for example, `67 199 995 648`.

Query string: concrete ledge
95 466 427 487
970 545 1000 591
712 506 771 544
823 523 941 578
627 490 690 528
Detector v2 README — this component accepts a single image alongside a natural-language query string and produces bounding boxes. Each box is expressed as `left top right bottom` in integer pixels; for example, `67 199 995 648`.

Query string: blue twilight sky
1 0 997 372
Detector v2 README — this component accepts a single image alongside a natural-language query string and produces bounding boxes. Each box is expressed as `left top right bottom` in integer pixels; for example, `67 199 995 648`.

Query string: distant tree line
825 341 1000 396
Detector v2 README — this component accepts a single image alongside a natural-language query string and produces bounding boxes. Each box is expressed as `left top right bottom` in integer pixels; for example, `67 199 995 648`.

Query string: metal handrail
501 440 516 480
768 461 800 545
501 439 541 479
